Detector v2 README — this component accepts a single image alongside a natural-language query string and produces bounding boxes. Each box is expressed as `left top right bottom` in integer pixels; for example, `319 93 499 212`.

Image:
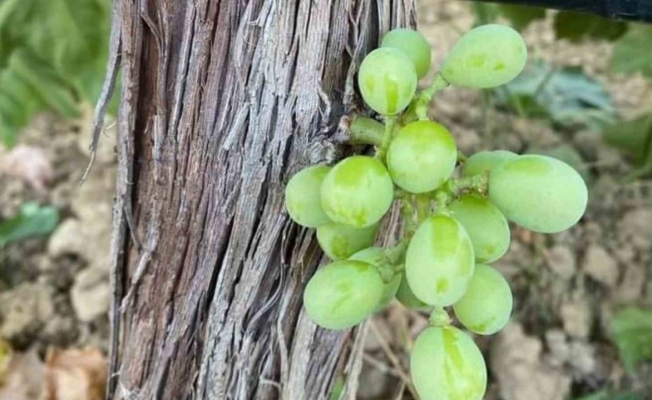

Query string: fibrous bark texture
104 1 415 399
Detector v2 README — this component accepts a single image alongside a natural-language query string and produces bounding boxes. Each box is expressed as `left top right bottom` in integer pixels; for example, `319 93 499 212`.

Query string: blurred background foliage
0 0 113 147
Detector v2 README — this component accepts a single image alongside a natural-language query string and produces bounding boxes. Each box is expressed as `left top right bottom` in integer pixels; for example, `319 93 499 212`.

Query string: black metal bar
470 0 652 22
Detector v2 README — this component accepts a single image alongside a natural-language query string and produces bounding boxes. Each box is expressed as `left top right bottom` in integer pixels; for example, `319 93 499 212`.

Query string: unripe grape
316 223 378 260
303 260 383 330
489 155 588 233
441 24 527 89
453 264 513 335
321 156 394 228
358 48 418 115
449 195 510 263
396 272 430 310
350 247 401 311
380 28 432 79
411 326 487 400
405 214 475 306
285 165 332 228
386 120 457 193
461 150 518 178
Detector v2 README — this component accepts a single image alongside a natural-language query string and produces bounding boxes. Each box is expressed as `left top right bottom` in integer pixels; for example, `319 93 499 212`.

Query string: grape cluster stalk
284 24 588 400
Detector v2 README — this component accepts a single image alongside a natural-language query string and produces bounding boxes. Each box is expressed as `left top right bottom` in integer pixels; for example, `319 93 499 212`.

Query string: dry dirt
1 1 652 400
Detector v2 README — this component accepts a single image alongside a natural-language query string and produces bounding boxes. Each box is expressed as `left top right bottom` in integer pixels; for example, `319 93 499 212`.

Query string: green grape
405 214 475 306
285 165 332 227
461 150 518 178
303 260 383 330
488 155 588 233
449 195 510 263
350 247 401 311
453 264 513 335
386 121 457 193
380 28 432 79
358 48 418 115
396 272 430 310
321 156 394 228
317 223 379 260
411 326 487 400
440 24 527 89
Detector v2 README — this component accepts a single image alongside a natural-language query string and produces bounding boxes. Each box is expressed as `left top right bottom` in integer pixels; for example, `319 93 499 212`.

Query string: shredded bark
105 1 416 399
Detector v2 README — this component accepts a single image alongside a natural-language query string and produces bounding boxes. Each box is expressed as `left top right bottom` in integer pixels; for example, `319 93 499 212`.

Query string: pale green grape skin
405 214 475 306
317 223 379 260
358 48 418 115
461 150 518 178
321 156 394 228
453 264 513 335
396 272 430 310
411 326 487 400
380 29 432 79
285 165 332 228
386 121 457 193
489 155 588 233
350 247 401 311
303 260 384 330
441 24 527 89
449 195 510 263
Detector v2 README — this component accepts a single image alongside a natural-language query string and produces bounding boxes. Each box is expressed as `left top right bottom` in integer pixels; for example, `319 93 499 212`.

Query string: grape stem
410 73 450 121
428 307 452 327
347 115 385 146
375 115 396 164
432 172 489 208
456 150 468 164
415 194 430 223
453 172 489 196
375 238 410 282
400 196 417 234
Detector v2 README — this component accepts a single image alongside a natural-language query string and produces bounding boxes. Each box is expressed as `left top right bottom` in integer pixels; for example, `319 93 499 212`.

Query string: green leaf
612 24 652 79
611 307 652 372
603 114 652 165
470 3 499 25
8 49 79 118
493 60 616 130
576 391 640 400
497 4 546 30
0 202 59 247
0 0 113 145
0 118 18 147
554 11 628 42
328 376 345 400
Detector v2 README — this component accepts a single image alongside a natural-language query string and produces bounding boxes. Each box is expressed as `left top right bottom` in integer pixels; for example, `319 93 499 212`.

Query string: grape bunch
285 24 588 400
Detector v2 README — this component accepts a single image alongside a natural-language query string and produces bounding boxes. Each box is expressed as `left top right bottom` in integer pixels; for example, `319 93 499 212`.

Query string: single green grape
453 264 513 335
285 165 332 228
350 247 401 311
449 195 510 263
488 155 588 233
317 223 379 260
405 214 475 306
411 326 487 400
461 150 518 178
440 24 527 89
321 156 394 228
303 260 383 330
358 48 418 115
386 120 457 193
380 28 432 79
396 272 430 310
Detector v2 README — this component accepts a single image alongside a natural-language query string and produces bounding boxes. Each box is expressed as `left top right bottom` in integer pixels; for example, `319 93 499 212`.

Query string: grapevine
284 24 588 400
